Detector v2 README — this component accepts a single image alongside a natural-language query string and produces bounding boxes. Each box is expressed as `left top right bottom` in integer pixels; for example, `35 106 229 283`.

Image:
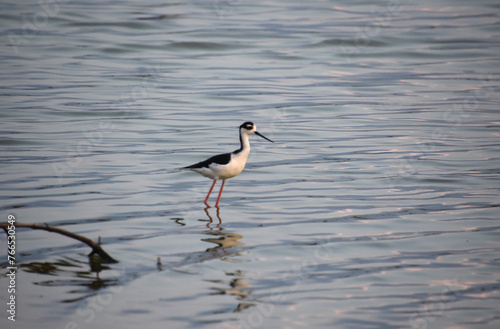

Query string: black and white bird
184 122 274 208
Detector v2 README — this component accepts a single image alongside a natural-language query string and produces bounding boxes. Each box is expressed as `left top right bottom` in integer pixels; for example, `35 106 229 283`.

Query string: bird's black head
239 121 274 143
240 122 255 131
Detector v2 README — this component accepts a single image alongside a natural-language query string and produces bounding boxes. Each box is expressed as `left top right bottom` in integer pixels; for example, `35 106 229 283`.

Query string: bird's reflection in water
200 208 255 312
210 270 255 313
202 207 222 230
201 207 244 252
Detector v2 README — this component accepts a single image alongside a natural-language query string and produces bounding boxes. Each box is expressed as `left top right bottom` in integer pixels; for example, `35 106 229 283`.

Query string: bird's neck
236 129 250 154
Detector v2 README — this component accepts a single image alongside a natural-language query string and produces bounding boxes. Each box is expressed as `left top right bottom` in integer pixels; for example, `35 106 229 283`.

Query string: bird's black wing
184 152 232 169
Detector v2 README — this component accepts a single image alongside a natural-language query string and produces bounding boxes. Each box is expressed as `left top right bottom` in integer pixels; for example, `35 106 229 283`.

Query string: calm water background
1 0 499 328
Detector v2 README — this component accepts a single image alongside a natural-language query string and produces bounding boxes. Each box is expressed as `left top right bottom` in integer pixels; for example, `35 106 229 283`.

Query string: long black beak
255 131 274 143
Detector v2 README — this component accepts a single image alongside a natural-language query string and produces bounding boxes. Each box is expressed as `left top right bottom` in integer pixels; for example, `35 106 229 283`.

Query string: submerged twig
0 222 118 263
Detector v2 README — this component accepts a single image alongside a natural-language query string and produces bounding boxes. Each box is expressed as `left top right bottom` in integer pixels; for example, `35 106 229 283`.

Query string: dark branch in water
1 222 118 263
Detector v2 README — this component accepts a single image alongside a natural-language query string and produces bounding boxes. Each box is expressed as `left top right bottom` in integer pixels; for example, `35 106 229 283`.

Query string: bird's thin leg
204 179 217 207
215 179 226 208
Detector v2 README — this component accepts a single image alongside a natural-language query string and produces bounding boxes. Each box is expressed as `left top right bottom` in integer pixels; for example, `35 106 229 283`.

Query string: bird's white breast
215 150 249 180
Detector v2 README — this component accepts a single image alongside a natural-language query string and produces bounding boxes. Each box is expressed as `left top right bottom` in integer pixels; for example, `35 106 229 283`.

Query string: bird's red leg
204 179 217 208
214 179 226 208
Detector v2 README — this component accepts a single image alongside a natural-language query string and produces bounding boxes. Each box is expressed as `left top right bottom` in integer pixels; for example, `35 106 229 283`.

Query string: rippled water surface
1 0 500 328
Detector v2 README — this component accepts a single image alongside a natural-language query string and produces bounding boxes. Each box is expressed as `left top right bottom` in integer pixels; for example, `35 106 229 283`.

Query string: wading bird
184 122 274 207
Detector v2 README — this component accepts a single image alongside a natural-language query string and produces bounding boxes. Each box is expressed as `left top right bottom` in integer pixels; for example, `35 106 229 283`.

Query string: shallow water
1 0 500 328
